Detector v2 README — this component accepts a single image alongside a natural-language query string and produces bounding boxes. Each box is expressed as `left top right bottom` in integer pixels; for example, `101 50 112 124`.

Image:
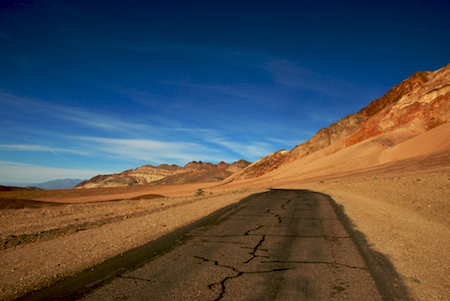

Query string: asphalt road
20 189 411 300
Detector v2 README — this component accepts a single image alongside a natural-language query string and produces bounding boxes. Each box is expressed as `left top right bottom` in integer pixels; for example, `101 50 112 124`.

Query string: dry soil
0 163 449 300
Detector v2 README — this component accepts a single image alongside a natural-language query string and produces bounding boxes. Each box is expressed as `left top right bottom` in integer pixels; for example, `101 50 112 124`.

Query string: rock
227 63 450 181
75 160 251 189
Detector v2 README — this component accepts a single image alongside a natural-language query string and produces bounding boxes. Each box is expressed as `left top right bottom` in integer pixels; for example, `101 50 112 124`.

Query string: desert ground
1 125 450 300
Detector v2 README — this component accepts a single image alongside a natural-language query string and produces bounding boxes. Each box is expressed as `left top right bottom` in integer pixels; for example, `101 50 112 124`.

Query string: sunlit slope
227 63 450 182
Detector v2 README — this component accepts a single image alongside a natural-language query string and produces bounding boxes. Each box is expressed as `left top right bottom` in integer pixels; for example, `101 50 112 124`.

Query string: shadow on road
17 189 411 301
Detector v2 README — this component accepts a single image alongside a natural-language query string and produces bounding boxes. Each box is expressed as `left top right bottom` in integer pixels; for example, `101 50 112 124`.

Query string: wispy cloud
1 92 256 164
0 86 305 176
58 109 152 134
212 138 273 160
71 136 235 165
0 92 156 135
0 144 88 156
0 161 111 184
186 129 275 161
266 59 369 99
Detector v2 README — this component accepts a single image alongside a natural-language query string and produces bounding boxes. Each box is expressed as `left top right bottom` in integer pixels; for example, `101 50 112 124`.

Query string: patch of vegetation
194 189 204 197
232 187 250 193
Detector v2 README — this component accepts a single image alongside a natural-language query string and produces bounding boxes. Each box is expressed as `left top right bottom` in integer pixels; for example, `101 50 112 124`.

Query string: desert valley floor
1 147 450 300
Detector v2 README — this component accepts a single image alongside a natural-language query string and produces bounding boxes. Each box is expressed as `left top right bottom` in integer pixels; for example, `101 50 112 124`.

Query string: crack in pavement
243 235 267 264
209 272 243 301
189 234 350 239
194 255 240 273
244 225 263 235
17 190 409 301
186 231 351 238
193 255 241 301
231 214 273 217
270 208 314 211
264 197 290 224
193 196 322 299
280 198 291 210
118 275 156 283
260 260 368 270
191 232 352 238
196 239 246 245
193 194 368 299
266 209 283 224
194 255 295 301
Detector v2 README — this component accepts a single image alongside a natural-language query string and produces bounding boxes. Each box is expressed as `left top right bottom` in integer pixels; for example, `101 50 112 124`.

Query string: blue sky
1 0 449 184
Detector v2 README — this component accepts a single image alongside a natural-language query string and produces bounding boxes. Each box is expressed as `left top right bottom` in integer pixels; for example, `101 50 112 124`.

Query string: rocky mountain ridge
0 185 43 191
76 64 450 186
75 160 250 189
227 63 450 181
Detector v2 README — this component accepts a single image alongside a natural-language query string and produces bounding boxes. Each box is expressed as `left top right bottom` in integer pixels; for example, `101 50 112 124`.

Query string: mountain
227 63 450 181
0 185 42 191
150 167 235 185
75 64 450 188
75 160 250 189
35 178 86 190
0 179 85 190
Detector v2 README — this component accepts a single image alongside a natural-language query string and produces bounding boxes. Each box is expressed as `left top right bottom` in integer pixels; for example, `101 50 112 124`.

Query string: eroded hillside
76 160 250 189
228 63 450 181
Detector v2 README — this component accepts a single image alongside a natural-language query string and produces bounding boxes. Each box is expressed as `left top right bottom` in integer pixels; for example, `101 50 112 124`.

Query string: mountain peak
228 63 450 181
358 70 431 118
76 159 251 189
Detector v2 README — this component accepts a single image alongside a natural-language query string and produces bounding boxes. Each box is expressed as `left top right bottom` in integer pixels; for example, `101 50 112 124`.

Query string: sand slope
1 123 449 300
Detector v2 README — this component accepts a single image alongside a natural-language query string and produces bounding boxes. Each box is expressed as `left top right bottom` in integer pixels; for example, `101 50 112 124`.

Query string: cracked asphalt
22 189 409 300
76 189 405 300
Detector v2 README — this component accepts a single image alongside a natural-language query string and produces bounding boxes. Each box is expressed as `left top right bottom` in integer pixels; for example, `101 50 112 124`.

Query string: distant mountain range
1 179 86 190
36 178 86 190
0 185 43 191
75 160 251 189
76 64 450 189
8 63 449 191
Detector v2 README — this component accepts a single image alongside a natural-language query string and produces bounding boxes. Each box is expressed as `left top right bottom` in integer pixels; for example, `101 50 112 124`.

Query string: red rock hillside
75 160 250 189
227 63 450 181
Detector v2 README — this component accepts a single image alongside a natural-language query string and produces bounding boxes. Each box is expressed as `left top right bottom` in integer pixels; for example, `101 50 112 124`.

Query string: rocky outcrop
346 63 450 146
226 150 290 181
228 63 450 181
225 159 254 173
75 160 251 189
76 64 450 186
120 164 184 184
358 71 431 118
227 114 366 181
150 168 234 185
285 114 366 161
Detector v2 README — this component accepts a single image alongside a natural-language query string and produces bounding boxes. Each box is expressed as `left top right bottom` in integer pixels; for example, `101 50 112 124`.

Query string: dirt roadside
0 188 261 300
1 168 449 300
